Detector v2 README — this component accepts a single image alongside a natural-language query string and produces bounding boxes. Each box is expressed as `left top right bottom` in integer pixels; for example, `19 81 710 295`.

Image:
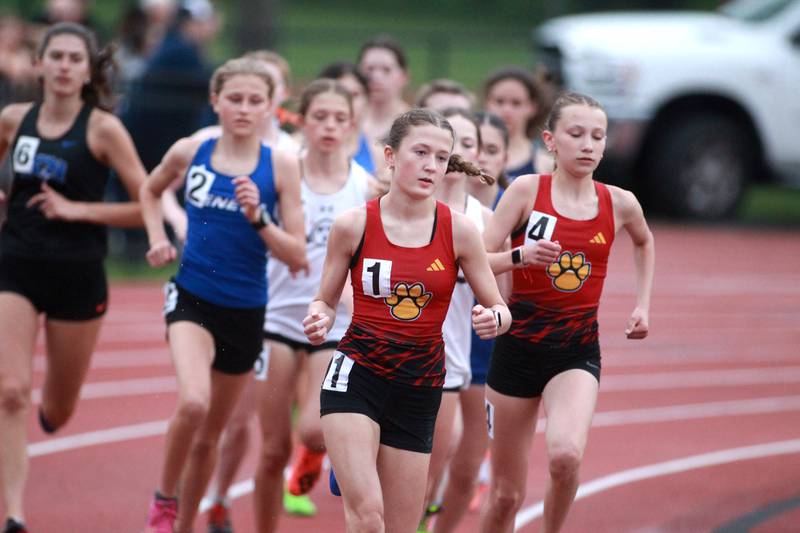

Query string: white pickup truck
534 0 800 218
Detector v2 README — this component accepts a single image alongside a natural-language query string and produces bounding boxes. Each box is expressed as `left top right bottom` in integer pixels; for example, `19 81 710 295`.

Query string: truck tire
644 113 754 219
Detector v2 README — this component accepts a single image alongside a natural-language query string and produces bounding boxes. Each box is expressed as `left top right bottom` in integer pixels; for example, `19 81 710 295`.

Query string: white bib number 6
13 136 40 174
361 258 392 298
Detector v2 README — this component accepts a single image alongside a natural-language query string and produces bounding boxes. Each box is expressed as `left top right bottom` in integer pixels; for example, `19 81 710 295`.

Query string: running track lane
13 223 800 532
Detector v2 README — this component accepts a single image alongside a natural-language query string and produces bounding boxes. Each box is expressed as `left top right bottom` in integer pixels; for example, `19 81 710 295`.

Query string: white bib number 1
361 258 392 298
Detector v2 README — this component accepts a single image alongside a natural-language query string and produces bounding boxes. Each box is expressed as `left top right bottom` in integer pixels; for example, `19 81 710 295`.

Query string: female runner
0 22 146 533
481 92 654 533
139 56 306 533
304 108 511 532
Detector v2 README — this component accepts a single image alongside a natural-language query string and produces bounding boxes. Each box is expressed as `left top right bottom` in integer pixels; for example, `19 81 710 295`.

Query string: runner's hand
625 307 649 339
146 240 177 267
233 175 261 223
521 239 561 267
26 182 83 221
472 304 499 340
303 312 331 345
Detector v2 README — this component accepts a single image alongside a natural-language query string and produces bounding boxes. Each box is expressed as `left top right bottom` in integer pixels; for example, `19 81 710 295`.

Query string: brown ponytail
447 153 495 186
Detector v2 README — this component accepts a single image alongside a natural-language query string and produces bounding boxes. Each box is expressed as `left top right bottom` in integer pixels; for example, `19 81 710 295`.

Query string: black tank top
2 103 110 261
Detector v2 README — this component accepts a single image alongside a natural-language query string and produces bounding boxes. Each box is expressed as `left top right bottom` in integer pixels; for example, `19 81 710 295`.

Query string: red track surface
11 223 800 532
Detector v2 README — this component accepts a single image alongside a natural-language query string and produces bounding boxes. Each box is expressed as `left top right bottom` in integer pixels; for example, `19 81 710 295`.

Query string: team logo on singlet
307 218 334 247
13 136 68 183
547 251 591 292
384 282 432 321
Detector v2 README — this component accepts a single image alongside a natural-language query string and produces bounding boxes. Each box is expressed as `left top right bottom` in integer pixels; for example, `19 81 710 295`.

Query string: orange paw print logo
547 251 591 292
384 282 432 321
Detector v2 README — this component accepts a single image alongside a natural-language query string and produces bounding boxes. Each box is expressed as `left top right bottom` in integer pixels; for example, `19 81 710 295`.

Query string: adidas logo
426 258 446 272
589 232 607 244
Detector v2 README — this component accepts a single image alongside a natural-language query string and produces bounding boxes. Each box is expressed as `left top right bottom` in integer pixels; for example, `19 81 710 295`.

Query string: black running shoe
3 518 28 533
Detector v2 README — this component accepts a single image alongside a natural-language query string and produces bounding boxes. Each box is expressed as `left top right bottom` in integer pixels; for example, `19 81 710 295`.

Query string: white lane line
28 420 168 457
532 396 800 433
28 396 795 513
199 481 254 513
514 438 800 531
588 395 800 428
34 366 800 405
33 347 170 371
31 376 177 404
601 367 800 391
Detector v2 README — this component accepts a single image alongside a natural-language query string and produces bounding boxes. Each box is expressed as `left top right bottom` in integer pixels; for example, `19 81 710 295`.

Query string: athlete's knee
258 437 292 475
175 397 209 427
446 461 477 488
297 424 325 452
0 376 31 415
190 431 221 456
222 417 251 446
489 482 526 517
346 500 384 533
548 444 582 482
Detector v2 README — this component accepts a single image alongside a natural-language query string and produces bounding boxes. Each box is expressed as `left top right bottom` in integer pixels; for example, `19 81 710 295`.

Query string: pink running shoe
144 493 178 533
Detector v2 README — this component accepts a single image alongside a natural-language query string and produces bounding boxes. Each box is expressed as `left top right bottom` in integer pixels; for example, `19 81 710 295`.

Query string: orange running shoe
207 500 233 533
287 445 326 496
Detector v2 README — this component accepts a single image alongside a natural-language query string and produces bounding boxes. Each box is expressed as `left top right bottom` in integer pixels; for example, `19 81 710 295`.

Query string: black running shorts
487 334 601 398
0 254 107 321
320 353 442 453
164 280 265 375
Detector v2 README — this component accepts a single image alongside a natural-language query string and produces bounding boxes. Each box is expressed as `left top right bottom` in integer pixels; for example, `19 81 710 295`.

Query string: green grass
106 257 176 282
738 185 800 226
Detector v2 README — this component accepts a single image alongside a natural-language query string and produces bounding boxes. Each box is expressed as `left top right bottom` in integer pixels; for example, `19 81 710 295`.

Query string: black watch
511 247 523 266
250 208 271 230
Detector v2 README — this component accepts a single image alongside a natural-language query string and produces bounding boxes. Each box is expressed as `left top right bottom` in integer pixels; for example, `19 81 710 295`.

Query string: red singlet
337 197 458 387
508 174 615 347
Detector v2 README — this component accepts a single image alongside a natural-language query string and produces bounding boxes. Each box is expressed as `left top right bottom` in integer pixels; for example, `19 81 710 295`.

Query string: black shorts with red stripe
0 254 107 320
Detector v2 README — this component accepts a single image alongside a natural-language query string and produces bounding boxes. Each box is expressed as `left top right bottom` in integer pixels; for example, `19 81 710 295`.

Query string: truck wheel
645 114 754 219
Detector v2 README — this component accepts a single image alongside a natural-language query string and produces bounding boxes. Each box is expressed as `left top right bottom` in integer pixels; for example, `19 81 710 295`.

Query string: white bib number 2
185 165 216 208
361 258 393 298
524 210 557 244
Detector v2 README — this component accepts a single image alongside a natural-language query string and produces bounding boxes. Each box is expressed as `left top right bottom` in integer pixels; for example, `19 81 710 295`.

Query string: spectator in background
0 15 37 108
30 0 103 42
483 67 553 181
114 0 178 89
357 35 410 175
415 78 475 113
121 0 219 172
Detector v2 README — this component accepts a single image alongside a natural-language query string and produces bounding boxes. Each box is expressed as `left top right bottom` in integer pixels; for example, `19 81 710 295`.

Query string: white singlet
443 194 485 389
264 161 371 344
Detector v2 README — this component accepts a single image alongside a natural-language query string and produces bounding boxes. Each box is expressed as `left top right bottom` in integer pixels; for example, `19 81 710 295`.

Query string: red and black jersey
508 174 615 347
338 197 457 387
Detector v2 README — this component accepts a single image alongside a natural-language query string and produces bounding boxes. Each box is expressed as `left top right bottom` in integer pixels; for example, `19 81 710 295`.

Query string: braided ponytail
447 153 495 185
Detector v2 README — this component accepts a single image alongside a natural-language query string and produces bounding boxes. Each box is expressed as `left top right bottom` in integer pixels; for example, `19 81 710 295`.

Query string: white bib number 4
524 210 557 244
361 258 393 298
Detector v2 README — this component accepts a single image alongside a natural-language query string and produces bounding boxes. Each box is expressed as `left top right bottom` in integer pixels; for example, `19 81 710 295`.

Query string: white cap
181 0 215 21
